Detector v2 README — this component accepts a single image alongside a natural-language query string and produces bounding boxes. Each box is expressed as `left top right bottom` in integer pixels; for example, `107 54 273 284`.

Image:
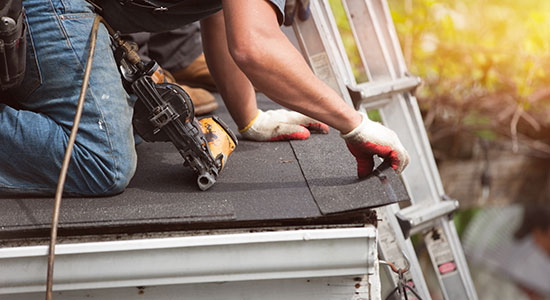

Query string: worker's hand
342 112 410 177
284 0 311 26
240 109 329 141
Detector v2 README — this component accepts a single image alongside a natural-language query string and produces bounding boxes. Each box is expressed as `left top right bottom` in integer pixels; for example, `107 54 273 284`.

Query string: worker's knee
93 137 138 196
72 150 137 197
102 154 137 196
59 90 137 197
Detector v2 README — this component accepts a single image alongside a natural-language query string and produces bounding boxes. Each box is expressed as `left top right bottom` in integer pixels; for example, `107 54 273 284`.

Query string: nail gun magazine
111 32 238 191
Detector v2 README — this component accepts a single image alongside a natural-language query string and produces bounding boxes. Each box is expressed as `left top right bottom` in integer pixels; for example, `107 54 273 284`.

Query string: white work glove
239 109 329 142
341 112 410 177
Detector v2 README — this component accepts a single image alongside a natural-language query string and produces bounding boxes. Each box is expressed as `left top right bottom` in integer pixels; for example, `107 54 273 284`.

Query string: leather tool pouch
0 0 26 90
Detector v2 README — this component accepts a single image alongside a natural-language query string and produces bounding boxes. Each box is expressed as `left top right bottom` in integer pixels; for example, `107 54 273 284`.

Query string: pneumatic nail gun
110 32 237 191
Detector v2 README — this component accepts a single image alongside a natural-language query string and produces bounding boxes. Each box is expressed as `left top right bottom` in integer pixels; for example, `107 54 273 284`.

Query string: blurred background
329 0 550 299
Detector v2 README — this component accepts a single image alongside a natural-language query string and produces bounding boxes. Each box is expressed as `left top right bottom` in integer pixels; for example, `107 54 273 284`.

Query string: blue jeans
0 0 137 196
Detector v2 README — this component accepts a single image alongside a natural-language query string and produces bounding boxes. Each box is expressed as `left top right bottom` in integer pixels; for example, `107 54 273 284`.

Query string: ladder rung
348 76 421 107
395 199 459 238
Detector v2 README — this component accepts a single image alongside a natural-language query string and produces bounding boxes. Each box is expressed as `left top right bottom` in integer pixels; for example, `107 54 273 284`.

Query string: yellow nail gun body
112 34 237 190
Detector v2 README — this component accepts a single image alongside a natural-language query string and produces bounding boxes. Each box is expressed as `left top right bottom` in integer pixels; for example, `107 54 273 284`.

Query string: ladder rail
342 0 396 81
379 0 409 77
343 0 442 207
377 0 448 195
293 2 433 298
345 0 448 200
319 0 358 87
347 1 478 298
359 3 478 295
292 0 354 106
343 0 451 204
291 0 479 299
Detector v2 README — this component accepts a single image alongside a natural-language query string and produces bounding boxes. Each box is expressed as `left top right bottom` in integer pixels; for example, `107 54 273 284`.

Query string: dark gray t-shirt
100 0 286 34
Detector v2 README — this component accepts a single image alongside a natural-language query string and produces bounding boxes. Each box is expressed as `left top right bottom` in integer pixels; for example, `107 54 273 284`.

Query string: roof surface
0 94 409 240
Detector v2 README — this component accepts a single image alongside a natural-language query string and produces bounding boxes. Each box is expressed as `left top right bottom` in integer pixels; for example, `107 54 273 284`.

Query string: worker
0 0 409 196
124 24 220 115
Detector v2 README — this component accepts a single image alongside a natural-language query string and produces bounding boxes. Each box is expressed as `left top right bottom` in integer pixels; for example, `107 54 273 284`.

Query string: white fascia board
0 227 377 295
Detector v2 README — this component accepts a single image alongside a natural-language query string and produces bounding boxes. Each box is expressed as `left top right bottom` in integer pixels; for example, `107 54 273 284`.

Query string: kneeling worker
0 0 409 196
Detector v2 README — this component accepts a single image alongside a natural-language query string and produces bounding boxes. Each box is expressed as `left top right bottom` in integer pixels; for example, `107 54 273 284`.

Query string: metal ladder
290 1 478 299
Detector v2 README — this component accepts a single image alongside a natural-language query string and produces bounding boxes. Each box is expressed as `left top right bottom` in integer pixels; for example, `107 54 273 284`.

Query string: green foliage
329 0 550 146
391 0 550 100
367 110 382 122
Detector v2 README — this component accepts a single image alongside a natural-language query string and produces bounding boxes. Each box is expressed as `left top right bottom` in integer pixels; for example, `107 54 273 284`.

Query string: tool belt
0 0 26 90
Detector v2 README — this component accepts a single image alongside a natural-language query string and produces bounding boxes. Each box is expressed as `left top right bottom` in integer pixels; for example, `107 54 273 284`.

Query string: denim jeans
0 0 137 196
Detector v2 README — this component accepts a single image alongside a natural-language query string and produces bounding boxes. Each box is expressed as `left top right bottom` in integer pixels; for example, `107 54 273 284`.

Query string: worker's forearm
220 0 360 133
233 34 360 133
200 12 259 130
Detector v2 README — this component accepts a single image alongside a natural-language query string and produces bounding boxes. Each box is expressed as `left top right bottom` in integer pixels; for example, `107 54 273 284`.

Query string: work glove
240 109 329 142
284 0 311 26
342 112 410 177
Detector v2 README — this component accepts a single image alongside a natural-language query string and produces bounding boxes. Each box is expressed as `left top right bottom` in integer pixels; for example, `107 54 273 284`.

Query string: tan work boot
164 69 218 116
171 54 218 92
